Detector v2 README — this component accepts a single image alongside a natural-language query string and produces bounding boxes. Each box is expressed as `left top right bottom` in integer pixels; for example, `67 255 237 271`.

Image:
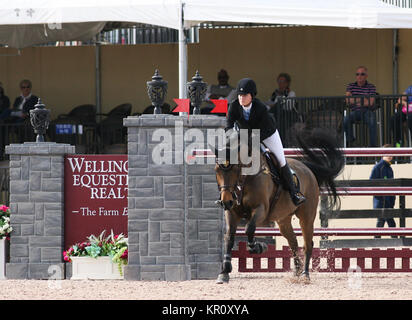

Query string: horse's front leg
245 204 268 254
216 210 240 284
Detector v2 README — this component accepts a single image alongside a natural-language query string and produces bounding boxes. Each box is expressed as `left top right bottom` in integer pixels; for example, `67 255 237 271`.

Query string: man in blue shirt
343 66 378 147
369 144 397 238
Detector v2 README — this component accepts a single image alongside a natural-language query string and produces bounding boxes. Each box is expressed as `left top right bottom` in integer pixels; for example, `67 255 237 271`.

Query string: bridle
215 154 277 210
216 163 243 206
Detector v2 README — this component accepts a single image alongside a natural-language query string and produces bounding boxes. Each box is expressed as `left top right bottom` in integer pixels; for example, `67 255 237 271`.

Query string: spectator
202 69 236 113
390 86 412 147
267 73 299 146
0 82 10 114
0 79 38 123
343 66 378 147
369 144 397 238
267 72 296 110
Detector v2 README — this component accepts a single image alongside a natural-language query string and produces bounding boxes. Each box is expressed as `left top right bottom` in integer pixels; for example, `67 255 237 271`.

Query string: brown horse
214 126 345 283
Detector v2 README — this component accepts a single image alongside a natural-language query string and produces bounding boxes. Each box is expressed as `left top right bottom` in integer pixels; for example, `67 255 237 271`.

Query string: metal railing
1 94 411 160
101 25 199 45
381 0 412 8
273 94 412 150
0 95 411 203
0 121 128 161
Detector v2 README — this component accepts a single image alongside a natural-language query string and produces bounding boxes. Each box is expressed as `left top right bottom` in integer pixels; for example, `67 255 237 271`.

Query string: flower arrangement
63 230 128 275
0 205 12 240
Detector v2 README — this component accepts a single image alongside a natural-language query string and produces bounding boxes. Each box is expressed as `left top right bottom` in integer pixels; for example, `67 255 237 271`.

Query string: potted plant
63 230 128 280
0 205 12 280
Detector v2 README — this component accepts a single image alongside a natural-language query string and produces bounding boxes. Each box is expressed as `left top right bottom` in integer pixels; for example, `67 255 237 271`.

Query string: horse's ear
226 147 231 162
208 144 220 160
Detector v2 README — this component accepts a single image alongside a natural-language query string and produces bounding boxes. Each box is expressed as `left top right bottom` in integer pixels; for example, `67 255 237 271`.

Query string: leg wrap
222 254 232 273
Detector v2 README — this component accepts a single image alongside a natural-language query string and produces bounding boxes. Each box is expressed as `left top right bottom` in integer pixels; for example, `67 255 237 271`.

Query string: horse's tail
294 125 345 210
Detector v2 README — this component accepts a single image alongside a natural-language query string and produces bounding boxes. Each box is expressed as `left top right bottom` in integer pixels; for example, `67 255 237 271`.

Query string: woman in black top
225 78 305 206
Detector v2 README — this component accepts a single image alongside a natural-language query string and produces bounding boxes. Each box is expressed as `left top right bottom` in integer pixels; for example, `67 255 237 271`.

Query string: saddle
232 145 298 201
261 145 300 190
262 147 281 185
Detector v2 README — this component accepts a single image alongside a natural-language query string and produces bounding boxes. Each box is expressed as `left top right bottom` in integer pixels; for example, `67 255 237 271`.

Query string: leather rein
217 162 267 207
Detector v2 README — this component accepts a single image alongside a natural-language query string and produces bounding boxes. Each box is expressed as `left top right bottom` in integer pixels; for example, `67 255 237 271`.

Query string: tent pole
179 1 188 100
393 29 399 94
95 33 102 119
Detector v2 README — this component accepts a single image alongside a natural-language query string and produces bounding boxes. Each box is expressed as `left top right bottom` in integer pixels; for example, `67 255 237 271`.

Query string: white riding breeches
262 130 286 167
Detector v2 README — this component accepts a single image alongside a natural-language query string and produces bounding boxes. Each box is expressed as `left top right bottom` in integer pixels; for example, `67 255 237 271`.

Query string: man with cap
225 78 306 206
202 69 236 113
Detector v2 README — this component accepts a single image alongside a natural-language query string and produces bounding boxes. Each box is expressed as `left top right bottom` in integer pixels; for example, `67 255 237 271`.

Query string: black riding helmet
236 78 257 97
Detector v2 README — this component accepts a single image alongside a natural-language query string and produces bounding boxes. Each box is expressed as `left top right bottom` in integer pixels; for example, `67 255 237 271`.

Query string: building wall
0 26 399 119
0 46 95 120
193 27 393 99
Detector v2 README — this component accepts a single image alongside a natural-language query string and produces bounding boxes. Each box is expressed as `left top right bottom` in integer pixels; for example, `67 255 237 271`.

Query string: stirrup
291 191 306 206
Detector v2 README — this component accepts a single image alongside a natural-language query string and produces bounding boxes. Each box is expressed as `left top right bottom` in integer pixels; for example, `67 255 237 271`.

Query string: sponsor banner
64 155 128 249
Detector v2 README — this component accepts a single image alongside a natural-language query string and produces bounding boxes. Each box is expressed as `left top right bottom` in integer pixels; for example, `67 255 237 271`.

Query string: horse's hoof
294 266 303 277
301 271 310 283
260 242 268 253
216 273 230 284
247 242 268 254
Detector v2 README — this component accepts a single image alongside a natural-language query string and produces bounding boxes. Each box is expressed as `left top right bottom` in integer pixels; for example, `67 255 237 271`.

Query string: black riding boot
280 163 306 206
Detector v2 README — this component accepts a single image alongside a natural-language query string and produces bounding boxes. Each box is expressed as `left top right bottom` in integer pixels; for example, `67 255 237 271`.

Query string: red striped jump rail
233 228 412 272
192 147 412 158
232 243 412 273
333 186 412 196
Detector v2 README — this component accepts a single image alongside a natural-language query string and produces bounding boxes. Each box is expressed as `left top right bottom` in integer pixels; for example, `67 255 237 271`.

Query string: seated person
0 79 38 123
266 72 296 110
390 86 412 147
343 66 378 147
267 73 299 145
202 69 236 113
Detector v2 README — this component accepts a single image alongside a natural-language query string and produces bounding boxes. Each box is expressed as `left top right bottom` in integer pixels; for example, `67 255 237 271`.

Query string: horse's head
213 146 242 211
212 125 262 210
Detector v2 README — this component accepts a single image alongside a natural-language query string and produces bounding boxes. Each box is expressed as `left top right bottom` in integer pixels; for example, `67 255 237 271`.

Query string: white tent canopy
0 0 181 29
183 0 412 29
0 0 410 30
0 0 411 100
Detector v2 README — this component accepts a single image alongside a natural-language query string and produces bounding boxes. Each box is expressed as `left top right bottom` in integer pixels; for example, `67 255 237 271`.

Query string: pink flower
120 249 128 260
63 251 72 262
79 242 88 250
0 205 8 212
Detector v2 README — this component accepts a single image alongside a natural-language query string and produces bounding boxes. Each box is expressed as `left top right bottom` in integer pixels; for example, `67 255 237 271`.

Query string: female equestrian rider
225 78 305 206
